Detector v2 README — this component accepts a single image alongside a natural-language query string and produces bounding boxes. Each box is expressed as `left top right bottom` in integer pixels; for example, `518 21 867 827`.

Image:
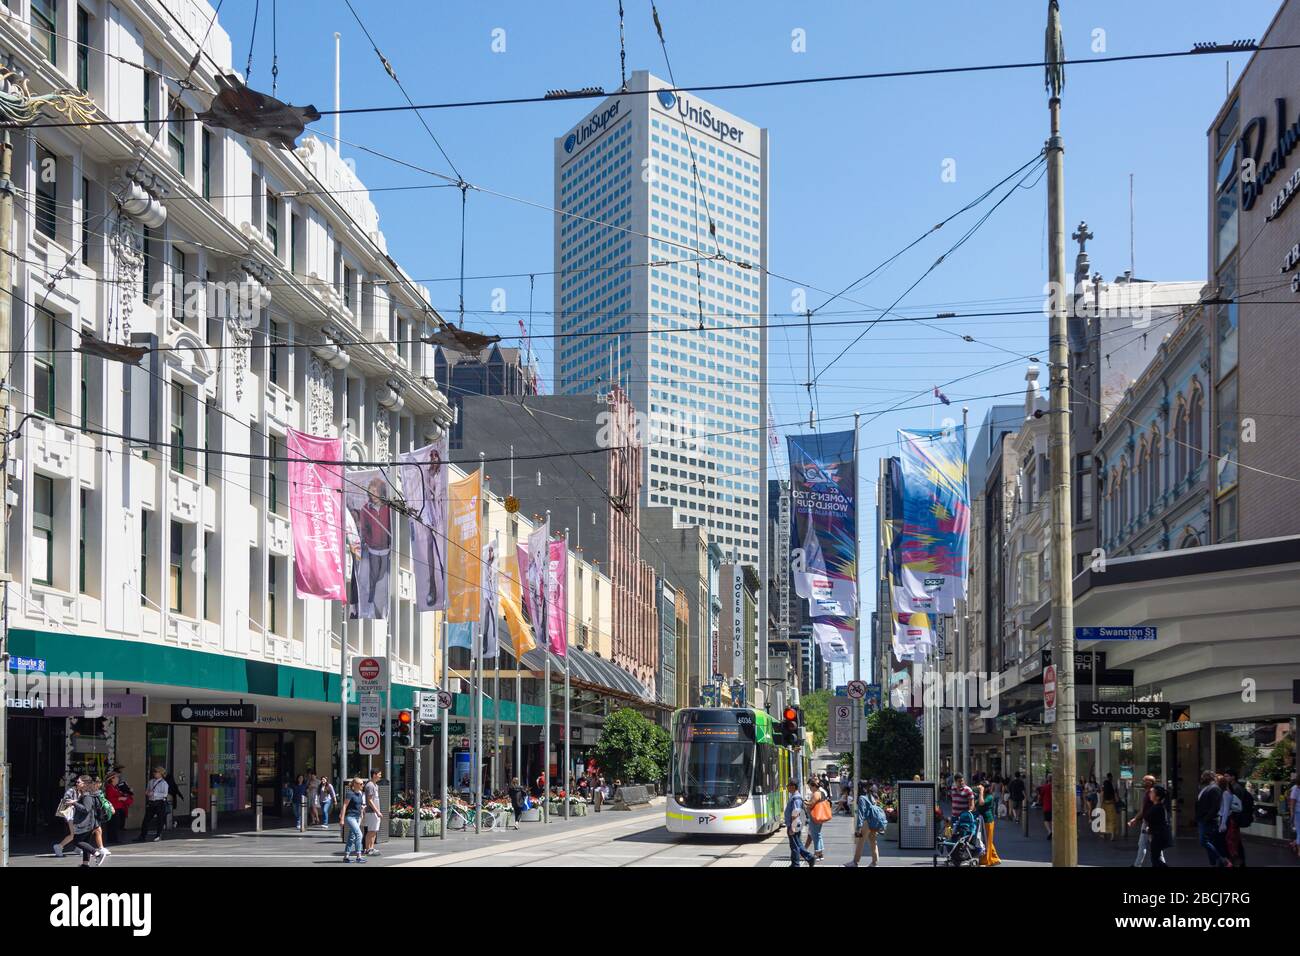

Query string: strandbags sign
787 430 857 619
286 428 345 600
896 426 969 614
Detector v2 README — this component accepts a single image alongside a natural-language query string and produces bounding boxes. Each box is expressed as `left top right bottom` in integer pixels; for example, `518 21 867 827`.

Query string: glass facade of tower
554 72 767 565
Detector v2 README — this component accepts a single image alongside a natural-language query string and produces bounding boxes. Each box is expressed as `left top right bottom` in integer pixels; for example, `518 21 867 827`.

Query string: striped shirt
950 784 974 816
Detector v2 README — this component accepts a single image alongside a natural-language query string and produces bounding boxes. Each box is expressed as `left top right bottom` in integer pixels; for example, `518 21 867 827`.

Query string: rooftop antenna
1129 173 1135 280
617 0 628 92
333 32 341 152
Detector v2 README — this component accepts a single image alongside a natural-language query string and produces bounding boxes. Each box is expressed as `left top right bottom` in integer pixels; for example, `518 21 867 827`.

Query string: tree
846 708 923 783
592 708 662 785
1254 733 1295 782
801 690 832 750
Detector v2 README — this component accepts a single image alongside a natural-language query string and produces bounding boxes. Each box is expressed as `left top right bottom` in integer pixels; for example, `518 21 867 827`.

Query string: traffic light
781 706 799 747
419 719 436 746
395 709 414 747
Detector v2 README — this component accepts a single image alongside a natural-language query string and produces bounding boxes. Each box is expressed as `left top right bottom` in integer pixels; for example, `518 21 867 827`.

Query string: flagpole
543 509 551 824
440 616 448 840
563 528 571 820
852 413 862 811
475 452 485 834
511 449 521 785
340 420 349 810
493 528 501 800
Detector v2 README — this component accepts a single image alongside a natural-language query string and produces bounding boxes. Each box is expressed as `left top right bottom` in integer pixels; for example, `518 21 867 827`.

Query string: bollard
209 794 218 833
255 795 263 832
298 795 307 832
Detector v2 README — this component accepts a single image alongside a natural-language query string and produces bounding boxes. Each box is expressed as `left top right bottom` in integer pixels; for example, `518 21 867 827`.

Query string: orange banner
501 552 536 658
447 470 481 623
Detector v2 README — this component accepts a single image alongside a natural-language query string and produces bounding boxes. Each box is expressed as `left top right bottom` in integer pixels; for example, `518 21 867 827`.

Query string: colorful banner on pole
447 470 482 624
501 550 536 659
547 535 568 657
811 618 852 663
286 428 345 601
519 518 550 644
787 430 857 619
896 425 969 614
343 469 393 620
398 437 448 612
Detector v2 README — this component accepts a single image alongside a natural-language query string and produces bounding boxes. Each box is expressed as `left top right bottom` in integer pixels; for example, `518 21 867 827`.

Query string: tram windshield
672 710 757 809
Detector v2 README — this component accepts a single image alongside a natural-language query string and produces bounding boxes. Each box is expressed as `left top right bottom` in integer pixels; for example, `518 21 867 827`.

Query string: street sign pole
412 722 421 853
339 420 349 815
440 618 448 841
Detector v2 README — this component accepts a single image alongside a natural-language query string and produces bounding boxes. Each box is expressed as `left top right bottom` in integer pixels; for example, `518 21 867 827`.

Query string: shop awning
521 646 651 702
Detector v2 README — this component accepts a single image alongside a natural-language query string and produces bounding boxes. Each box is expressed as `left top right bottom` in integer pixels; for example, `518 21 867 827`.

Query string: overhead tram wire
21 41 1282 130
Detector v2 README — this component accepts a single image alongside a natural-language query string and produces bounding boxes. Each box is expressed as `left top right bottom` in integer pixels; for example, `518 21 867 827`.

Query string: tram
665 707 808 837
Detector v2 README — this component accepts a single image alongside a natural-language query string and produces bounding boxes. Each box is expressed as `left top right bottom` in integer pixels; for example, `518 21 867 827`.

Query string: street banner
883 518 931 661
501 550 536 658
896 425 969 614
787 430 857 618
343 468 394 620
889 668 912 711
520 518 550 641
447 470 482 624
398 437 449 611
811 618 852 663
286 428 345 600
547 534 568 656
479 539 500 659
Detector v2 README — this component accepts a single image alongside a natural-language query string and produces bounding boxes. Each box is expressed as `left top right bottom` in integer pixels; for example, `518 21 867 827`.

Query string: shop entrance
4 715 66 836
253 730 317 817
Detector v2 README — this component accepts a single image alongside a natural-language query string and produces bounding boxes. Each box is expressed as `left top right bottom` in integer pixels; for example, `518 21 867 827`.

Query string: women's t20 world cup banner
787 430 857 619
896 426 970 614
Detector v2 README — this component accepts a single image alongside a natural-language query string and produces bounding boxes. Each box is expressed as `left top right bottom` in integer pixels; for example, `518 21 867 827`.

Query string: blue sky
220 1 1279 682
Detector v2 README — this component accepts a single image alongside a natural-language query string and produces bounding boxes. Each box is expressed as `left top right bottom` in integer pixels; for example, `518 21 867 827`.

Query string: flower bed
390 804 441 837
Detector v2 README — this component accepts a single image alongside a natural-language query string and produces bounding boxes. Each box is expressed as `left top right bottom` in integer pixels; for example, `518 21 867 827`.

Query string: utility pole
0 132 13 868
961 405 970 780
1045 0 1078 867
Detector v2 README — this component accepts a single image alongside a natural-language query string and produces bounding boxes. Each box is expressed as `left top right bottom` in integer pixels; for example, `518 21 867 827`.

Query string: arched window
1118 460 1129 532
1188 382 1204 473
1149 429 1162 506
1137 439 1149 516
1173 400 1188 484
1179 530 1200 550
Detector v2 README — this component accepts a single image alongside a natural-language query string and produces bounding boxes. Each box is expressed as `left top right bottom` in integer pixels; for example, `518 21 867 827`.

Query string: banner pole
440 616 448 840
340 420 349 809
493 529 501 799
475 453 485 833
564 529 571 820
852 413 862 810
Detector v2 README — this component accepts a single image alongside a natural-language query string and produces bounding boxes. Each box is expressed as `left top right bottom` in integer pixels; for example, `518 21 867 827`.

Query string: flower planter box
885 822 899 842
419 818 441 837
391 816 442 837
520 807 542 822
390 818 411 837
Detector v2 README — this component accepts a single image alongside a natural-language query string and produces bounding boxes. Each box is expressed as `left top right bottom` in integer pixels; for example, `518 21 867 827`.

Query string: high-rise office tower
553 70 768 566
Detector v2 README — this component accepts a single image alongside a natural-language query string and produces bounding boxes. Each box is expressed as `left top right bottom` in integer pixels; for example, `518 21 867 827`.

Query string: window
143 72 153 131
268 559 279 635
32 475 55 586
205 399 219 486
170 385 186 473
142 227 159 302
1216 374 1238 495
34 144 58 240
1149 430 1161 505
31 0 57 64
1216 264 1237 378
1173 405 1188 484
268 435 281 514
265 189 279 255
1117 462 1129 531
1137 444 1149 516
76 7 90 92
1216 492 1237 543
1017 552 1038 606
80 348 88 429
140 510 151 605
201 128 213 201
1187 386 1204 473
1215 101 1239 267
268 319 280 386
172 249 188 322
168 96 186 175
79 489 89 593
203 532 214 622
169 520 183 613
81 176 91 264
1073 453 1092 521
343 265 354 310
33 307 56 418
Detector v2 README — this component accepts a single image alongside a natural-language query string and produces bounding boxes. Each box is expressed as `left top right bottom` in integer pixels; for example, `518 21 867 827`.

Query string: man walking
1195 770 1230 867
137 766 170 842
1037 773 1054 839
1008 771 1025 823
784 781 816 867
362 769 384 856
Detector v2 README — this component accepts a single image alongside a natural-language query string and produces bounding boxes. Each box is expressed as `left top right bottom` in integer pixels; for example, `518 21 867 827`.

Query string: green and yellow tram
665 707 808 837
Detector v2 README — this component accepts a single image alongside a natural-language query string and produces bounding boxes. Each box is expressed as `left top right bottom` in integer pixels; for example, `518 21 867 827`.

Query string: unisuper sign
656 89 745 144
563 100 622 154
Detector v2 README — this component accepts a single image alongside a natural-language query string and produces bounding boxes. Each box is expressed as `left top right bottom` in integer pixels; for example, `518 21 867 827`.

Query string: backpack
810 793 832 824
97 792 114 821
1234 786 1254 828
865 797 888 832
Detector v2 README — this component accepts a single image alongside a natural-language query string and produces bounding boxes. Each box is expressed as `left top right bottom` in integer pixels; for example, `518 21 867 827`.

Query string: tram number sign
847 680 867 700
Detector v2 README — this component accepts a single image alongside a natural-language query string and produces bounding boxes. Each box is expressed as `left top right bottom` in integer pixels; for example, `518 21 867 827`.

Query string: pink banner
547 537 568 656
287 428 345 600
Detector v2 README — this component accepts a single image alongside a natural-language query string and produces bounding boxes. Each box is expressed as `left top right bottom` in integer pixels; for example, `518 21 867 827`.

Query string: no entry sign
352 656 386 693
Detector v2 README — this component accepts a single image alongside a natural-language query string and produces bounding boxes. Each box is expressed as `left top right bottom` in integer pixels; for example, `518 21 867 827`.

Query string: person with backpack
1144 785 1173 867
784 780 816 867
1008 771 1026 823
804 777 832 860
847 784 887 867
68 776 109 867
507 777 529 824
1126 774 1156 866
1224 769 1251 867
1194 770 1229 866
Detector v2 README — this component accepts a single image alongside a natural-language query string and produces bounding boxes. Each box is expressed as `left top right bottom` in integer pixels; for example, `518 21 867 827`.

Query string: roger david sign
1043 665 1057 725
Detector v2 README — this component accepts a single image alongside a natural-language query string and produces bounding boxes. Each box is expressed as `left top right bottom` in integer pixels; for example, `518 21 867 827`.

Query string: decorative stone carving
227 318 252 402
307 354 335 437
108 219 142 343
374 417 391 462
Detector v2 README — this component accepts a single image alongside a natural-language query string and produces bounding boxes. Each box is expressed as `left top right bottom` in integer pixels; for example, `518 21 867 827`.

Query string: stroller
933 810 982 867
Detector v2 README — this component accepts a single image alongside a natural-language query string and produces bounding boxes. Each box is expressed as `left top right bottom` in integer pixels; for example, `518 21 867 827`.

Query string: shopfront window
192 726 251 813
68 717 112 781
1215 373 1238 497
1215 101 1239 267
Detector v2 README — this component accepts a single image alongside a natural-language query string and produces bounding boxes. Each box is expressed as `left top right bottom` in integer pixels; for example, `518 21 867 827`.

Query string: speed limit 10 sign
358 727 381 755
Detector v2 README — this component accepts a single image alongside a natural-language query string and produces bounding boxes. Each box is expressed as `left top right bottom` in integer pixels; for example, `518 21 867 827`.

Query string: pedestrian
594 775 605 813
1195 770 1229 867
1008 771 1025 824
319 776 337 828
784 780 816 867
978 777 1001 866
68 776 108 867
137 766 170 842
949 771 976 847
52 776 82 857
307 772 321 826
1287 775 1300 858
1145 785 1173 868
805 776 831 860
1126 774 1156 866
362 769 383 856
292 774 308 827
1101 773 1119 840
847 784 886 867
340 777 367 863
1038 773 1053 839
507 777 528 823
104 771 133 844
